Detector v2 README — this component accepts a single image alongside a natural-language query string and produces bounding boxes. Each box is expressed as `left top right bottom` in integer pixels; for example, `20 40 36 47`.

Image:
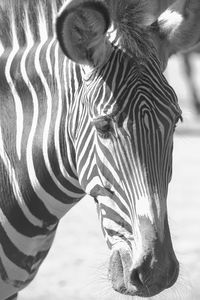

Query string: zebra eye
93 117 113 138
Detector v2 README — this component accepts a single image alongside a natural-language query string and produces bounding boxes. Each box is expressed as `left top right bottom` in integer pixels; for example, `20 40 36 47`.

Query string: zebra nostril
130 267 144 288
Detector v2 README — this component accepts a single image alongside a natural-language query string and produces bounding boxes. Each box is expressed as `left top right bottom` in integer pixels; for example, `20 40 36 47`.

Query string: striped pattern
0 0 84 295
73 47 182 248
0 0 182 298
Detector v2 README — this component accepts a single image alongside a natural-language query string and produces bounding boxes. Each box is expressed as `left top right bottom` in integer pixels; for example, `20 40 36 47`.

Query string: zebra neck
0 0 64 48
0 0 85 212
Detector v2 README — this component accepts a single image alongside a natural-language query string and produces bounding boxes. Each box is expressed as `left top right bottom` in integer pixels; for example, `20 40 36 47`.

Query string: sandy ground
18 55 200 300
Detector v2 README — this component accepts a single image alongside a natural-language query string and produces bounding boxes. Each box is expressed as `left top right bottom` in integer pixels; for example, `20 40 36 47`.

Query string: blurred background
19 52 200 300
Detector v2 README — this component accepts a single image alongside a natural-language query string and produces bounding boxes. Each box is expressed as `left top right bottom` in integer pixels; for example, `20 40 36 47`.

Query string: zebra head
56 0 182 297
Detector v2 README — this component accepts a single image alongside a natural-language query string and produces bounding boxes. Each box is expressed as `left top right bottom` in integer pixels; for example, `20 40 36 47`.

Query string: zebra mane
106 0 154 60
0 0 64 48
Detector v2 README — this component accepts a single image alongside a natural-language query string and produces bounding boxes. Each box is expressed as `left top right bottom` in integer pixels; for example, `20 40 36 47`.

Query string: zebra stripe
0 0 85 292
0 127 43 228
71 46 181 246
0 0 183 297
4 12 23 160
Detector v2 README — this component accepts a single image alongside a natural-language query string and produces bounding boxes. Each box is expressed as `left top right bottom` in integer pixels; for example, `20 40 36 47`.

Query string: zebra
0 0 200 299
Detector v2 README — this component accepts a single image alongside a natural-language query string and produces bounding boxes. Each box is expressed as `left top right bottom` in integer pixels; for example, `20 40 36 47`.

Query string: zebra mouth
108 244 138 296
108 241 179 297
108 248 156 297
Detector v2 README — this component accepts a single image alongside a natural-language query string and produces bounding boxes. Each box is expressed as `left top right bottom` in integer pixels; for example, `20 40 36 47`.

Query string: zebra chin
107 217 179 298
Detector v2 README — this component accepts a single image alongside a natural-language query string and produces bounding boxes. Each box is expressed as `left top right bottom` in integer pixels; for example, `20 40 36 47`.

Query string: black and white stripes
0 1 85 297
0 0 183 299
71 45 182 247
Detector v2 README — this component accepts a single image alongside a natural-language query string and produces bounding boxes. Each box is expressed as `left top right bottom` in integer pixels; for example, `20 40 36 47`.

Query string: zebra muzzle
108 236 179 297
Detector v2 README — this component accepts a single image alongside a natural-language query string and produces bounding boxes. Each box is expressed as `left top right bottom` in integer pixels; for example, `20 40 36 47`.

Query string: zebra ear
56 1 111 66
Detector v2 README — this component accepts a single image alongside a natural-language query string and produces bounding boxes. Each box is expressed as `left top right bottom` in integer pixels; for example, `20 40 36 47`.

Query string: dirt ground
18 55 200 300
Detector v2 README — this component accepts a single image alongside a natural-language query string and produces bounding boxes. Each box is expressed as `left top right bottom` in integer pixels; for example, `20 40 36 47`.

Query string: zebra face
57 0 181 297
77 48 181 297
